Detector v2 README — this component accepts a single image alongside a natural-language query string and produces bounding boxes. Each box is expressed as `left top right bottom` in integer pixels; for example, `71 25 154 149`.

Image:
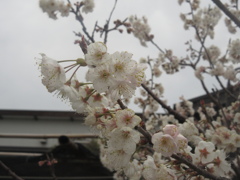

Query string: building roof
0 109 113 179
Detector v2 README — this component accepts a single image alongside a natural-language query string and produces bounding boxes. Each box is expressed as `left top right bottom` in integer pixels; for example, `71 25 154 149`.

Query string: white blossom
39 0 70 19
128 15 151 47
89 63 114 93
82 0 95 14
38 53 66 92
115 109 141 128
229 39 240 63
152 132 178 157
195 141 215 164
110 51 135 80
223 65 237 82
210 150 232 176
123 159 143 180
108 127 140 154
105 149 132 170
85 42 110 66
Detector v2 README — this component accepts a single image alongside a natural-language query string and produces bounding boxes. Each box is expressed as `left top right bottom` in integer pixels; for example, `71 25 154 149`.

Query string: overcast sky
0 0 238 112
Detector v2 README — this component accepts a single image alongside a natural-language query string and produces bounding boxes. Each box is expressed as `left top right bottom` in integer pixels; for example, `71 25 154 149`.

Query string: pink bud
163 124 179 137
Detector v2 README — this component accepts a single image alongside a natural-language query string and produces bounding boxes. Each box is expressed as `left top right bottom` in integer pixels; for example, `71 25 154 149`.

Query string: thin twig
69 2 95 43
141 83 186 123
46 154 58 180
104 0 118 44
0 160 24 180
92 21 98 40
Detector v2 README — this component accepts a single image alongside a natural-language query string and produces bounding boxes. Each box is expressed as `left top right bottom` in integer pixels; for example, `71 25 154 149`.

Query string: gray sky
0 0 238 112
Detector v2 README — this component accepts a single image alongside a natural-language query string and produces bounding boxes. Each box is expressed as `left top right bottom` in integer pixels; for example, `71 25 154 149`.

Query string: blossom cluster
194 41 239 82
85 42 147 102
192 141 232 177
127 15 152 47
152 124 188 157
39 0 95 19
37 0 240 180
37 42 146 114
180 5 221 39
81 0 95 14
39 0 71 19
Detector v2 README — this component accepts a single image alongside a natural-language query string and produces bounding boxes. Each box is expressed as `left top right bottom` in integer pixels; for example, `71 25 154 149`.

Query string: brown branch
104 0 118 44
231 161 240 179
141 83 186 123
117 99 127 109
212 0 240 28
0 161 24 180
79 36 88 54
172 154 231 180
215 76 237 100
135 126 153 145
69 3 95 43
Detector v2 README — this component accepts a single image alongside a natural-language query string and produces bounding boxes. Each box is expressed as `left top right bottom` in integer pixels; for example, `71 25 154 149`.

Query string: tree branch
172 154 231 180
212 0 240 28
0 160 24 180
141 83 186 123
69 3 95 43
104 0 118 44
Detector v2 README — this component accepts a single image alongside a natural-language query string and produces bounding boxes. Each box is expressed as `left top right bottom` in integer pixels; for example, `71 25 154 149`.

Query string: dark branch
141 83 186 123
0 160 24 180
212 0 240 28
104 0 118 44
69 3 95 43
172 154 231 180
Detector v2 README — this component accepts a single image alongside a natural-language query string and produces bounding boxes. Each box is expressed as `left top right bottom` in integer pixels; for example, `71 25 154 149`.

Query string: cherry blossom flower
70 86 90 113
175 134 188 151
195 141 215 164
233 112 240 124
142 156 158 180
152 132 178 157
57 84 78 102
210 150 231 176
163 124 179 138
109 80 136 101
85 106 104 126
82 0 95 14
128 62 147 87
142 156 177 180
108 127 140 154
179 118 199 143
88 63 114 93
228 39 240 63
39 0 70 19
115 109 141 128
223 65 237 82
123 159 143 180
210 62 224 76
85 42 110 66
38 53 66 92
88 93 109 107
195 66 205 80
105 149 132 170
128 15 151 47
110 51 135 80
202 45 221 63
